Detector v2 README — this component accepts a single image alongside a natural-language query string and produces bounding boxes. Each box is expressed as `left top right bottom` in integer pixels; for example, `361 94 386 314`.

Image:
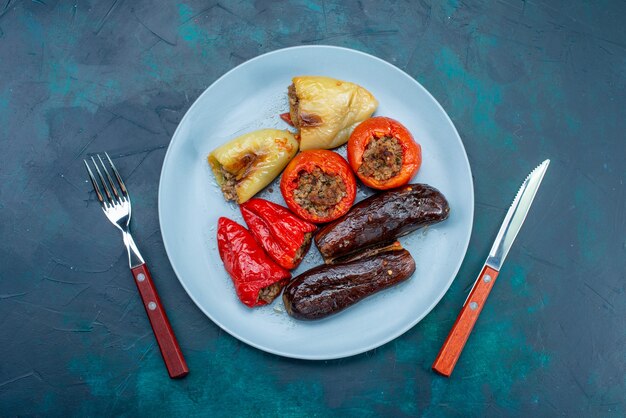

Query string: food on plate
347 117 421 190
217 217 291 307
315 184 450 263
208 129 298 203
283 247 416 320
280 150 357 224
240 198 317 270
287 76 378 150
279 112 293 126
207 76 449 320
330 240 404 264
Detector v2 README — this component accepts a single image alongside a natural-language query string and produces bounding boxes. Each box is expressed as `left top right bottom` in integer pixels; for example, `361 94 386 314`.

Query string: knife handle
432 265 499 377
131 263 189 379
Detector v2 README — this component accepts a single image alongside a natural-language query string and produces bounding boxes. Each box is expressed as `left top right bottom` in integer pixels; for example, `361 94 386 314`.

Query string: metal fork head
83 152 132 232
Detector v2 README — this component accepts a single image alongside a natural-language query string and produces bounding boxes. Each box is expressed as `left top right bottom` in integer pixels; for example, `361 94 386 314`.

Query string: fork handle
131 263 189 379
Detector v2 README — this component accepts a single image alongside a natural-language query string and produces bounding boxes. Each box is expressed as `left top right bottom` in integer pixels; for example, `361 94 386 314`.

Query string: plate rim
158 45 474 360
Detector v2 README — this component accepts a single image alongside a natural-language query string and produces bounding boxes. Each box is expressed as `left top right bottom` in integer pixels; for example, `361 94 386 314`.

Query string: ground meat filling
219 154 257 202
357 136 404 181
258 282 283 303
293 167 346 218
288 83 322 128
293 232 313 264
220 168 238 201
288 83 300 129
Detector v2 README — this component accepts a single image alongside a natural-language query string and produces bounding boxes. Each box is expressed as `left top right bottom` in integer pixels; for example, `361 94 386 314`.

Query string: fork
84 153 188 379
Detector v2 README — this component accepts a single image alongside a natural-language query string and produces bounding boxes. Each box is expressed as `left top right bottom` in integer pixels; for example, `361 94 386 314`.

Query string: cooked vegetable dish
217 217 291 307
280 150 356 224
288 76 378 150
347 117 421 190
208 129 298 203
240 198 317 270
208 75 452 320
283 247 416 320
315 184 450 263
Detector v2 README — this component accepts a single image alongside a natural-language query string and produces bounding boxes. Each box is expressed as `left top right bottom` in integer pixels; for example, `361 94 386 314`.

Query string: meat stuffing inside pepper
258 282 283 303
219 170 238 201
294 232 313 262
357 136 403 182
293 167 347 218
219 154 258 201
288 84 300 129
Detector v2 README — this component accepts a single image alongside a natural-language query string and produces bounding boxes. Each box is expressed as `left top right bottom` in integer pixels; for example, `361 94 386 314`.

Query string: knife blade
432 159 550 377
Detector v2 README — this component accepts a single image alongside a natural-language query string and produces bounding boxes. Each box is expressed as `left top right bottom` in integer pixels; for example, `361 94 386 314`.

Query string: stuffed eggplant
315 184 450 263
208 129 298 203
288 76 378 150
283 247 415 320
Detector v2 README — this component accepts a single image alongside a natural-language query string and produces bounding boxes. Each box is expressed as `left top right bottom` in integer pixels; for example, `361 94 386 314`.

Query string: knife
432 159 550 377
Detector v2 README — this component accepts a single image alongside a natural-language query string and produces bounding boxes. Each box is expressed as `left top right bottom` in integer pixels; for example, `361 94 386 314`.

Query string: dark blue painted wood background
1 0 625 416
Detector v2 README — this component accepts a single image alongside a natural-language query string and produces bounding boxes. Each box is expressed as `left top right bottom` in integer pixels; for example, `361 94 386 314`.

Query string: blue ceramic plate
159 46 473 360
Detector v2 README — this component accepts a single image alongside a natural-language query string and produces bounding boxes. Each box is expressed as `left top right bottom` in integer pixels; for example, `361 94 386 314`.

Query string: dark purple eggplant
282 248 415 320
315 183 449 263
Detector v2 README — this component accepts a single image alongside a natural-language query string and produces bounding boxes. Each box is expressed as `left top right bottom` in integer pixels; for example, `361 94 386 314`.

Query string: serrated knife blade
432 159 550 377
486 159 550 271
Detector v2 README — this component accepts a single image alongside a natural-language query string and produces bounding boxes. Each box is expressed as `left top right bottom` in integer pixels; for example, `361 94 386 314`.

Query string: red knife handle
432 265 500 377
131 263 189 379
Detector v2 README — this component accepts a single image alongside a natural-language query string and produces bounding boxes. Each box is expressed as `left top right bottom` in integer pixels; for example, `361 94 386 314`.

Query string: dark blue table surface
1 0 625 416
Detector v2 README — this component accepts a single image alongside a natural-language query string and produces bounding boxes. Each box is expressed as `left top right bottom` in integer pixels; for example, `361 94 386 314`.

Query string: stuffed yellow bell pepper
208 129 298 203
288 76 378 150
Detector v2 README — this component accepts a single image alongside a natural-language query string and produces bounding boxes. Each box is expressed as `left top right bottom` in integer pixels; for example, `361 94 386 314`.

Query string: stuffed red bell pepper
240 198 317 270
347 117 421 190
217 217 291 307
280 150 357 224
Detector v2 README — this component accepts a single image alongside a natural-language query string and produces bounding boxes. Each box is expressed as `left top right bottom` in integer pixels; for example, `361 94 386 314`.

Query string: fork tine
84 160 105 205
97 154 121 201
105 152 128 197
91 156 113 202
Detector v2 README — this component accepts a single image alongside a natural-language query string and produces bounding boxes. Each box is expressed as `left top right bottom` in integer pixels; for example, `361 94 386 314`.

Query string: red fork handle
432 265 500 377
131 263 189 379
